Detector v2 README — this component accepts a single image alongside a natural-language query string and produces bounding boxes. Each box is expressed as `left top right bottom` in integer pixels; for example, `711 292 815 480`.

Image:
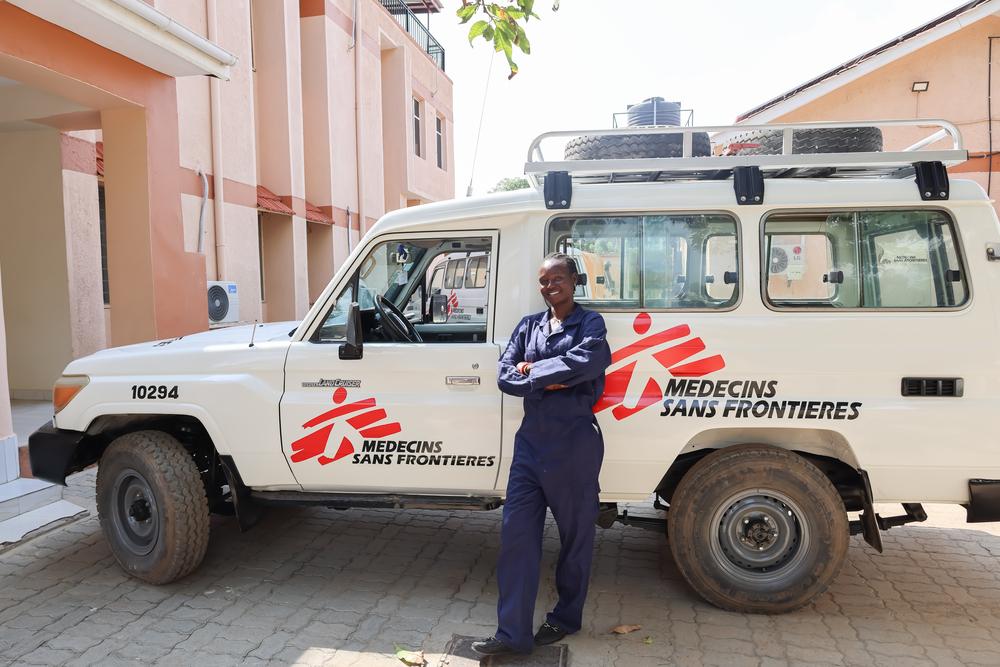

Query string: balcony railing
379 0 446 71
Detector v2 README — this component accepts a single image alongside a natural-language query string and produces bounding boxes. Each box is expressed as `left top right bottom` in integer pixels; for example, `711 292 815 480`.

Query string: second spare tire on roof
564 131 712 160
727 126 884 155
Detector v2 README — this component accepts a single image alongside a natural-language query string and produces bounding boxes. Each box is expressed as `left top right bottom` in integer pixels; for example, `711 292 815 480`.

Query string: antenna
249 320 259 348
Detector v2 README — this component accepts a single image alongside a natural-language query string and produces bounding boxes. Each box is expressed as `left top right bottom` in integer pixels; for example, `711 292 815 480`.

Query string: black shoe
534 622 567 646
471 636 519 656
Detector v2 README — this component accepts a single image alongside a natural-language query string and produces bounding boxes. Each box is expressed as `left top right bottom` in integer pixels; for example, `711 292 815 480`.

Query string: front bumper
28 421 86 486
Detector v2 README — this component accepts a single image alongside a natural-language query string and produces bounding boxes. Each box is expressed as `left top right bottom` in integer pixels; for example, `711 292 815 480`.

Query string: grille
901 378 963 397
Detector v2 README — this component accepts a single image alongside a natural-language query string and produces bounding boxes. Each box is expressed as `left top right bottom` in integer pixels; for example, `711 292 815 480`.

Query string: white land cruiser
30 120 1000 614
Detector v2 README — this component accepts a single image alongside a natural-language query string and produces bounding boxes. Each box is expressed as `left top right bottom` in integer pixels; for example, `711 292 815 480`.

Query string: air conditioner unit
207 281 240 327
768 236 807 280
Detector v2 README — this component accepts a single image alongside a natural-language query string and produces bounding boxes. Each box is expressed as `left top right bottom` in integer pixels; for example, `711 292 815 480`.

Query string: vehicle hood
63 322 298 376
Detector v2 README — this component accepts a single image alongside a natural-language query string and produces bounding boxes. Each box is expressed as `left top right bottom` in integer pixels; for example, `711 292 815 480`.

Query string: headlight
53 375 89 414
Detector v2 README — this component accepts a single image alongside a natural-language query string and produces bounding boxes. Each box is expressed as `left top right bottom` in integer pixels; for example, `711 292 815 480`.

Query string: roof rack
524 120 968 202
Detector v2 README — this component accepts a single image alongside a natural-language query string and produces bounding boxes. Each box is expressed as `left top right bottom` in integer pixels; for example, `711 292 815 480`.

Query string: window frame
762 231 842 306
413 97 423 158
544 210 743 313
435 115 445 170
759 207 972 313
302 231 498 344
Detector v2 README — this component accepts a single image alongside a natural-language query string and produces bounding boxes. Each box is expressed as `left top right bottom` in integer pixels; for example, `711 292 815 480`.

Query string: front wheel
96 430 210 584
668 445 849 613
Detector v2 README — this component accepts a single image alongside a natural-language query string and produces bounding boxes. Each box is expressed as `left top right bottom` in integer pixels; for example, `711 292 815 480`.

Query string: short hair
542 252 578 277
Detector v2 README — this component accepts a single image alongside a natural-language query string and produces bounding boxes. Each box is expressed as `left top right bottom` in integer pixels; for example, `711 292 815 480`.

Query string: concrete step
0 478 62 522
0 500 88 548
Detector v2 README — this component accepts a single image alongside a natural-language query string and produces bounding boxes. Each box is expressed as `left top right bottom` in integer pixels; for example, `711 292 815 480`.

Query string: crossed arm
497 314 612 398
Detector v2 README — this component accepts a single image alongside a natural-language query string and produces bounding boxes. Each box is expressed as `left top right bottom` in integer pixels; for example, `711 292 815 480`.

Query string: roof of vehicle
370 177 990 238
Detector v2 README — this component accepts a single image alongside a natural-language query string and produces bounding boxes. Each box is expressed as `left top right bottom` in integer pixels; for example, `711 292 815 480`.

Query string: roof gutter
107 0 237 69
9 0 237 79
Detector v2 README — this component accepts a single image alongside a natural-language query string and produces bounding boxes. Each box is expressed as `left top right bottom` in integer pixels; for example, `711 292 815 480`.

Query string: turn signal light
53 376 89 414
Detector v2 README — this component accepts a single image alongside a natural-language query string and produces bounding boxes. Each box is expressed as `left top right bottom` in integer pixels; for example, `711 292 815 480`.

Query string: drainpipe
349 0 365 250
207 0 227 280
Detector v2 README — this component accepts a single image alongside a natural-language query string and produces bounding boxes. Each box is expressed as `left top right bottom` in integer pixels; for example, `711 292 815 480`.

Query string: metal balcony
379 0 445 71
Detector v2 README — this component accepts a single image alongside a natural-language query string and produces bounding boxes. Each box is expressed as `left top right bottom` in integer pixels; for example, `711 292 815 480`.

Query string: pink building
0 0 453 503
736 0 999 210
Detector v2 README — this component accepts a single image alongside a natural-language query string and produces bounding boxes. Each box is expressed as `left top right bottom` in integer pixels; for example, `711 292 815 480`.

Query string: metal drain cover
439 635 567 667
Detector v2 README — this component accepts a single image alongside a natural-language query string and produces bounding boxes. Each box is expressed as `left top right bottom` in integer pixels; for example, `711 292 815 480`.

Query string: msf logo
594 312 726 421
290 387 402 465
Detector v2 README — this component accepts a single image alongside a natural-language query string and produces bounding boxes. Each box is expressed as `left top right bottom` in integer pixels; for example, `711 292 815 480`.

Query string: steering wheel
375 295 422 343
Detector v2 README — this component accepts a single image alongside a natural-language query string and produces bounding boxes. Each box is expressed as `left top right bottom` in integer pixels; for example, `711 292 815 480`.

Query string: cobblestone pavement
1 469 999 667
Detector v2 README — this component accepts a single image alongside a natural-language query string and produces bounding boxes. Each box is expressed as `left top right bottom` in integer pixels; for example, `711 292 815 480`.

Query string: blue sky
427 0 964 195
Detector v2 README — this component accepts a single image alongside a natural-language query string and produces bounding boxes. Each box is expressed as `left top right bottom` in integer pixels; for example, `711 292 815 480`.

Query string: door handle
446 376 481 386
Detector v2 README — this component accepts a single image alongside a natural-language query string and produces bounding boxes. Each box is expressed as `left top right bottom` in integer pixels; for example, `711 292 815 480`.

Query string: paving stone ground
1 468 999 666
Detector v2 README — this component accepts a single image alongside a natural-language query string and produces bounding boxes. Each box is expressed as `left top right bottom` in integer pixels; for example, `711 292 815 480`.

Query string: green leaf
495 20 515 40
468 20 489 43
514 23 530 54
456 4 478 23
506 8 525 19
483 24 494 40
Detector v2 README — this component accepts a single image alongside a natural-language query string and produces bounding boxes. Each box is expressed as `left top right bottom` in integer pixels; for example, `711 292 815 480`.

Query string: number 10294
131 385 179 400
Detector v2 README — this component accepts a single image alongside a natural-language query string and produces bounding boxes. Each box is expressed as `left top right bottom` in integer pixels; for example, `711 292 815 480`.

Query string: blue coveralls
494 305 612 652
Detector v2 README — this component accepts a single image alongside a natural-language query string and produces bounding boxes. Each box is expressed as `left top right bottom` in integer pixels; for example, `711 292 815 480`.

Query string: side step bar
250 491 502 512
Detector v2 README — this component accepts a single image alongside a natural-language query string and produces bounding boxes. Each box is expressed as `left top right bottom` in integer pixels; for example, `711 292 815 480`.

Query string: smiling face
538 258 576 311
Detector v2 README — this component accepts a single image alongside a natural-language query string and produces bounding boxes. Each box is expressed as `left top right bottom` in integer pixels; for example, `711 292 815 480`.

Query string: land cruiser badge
301 378 361 388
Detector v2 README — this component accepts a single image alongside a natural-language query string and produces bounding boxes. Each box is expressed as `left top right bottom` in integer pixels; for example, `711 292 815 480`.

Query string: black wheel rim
110 468 159 557
709 489 808 586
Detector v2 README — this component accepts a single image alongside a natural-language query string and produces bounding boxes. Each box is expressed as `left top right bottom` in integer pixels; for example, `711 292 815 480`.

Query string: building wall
0 130 76 396
0 0 456 418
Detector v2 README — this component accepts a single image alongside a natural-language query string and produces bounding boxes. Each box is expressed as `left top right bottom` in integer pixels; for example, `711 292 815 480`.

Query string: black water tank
627 97 681 127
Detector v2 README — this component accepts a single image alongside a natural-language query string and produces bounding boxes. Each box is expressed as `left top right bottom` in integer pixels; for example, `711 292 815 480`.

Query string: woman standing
473 253 612 656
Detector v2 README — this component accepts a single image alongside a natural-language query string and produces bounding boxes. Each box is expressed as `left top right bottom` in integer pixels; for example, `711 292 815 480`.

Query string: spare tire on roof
728 126 883 155
564 131 712 160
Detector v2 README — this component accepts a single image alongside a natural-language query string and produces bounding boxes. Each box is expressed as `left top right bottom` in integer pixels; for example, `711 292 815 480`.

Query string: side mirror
338 302 363 360
430 293 449 324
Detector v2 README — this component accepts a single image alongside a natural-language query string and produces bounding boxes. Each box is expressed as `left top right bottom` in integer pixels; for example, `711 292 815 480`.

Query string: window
443 258 465 289
313 236 493 344
98 183 109 305
436 116 445 169
413 97 423 157
429 265 444 293
548 213 739 310
764 210 968 309
465 255 489 289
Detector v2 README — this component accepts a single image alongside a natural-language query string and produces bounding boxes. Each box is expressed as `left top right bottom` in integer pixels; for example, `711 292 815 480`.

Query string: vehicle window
705 235 738 302
465 255 488 289
764 210 967 309
314 281 354 341
443 259 459 289
312 236 493 344
548 213 739 310
549 216 641 307
428 265 444 294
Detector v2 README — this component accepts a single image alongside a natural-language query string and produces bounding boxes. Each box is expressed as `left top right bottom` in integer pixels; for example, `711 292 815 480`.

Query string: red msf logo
447 290 459 315
594 312 725 421
290 387 402 465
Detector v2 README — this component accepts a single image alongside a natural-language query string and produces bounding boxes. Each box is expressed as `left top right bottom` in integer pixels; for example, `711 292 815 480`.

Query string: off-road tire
564 131 711 160
668 445 849 613
96 430 210 584
729 127 883 155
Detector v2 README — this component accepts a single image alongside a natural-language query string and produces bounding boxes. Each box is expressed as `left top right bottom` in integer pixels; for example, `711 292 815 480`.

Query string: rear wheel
96 430 210 584
667 445 848 613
